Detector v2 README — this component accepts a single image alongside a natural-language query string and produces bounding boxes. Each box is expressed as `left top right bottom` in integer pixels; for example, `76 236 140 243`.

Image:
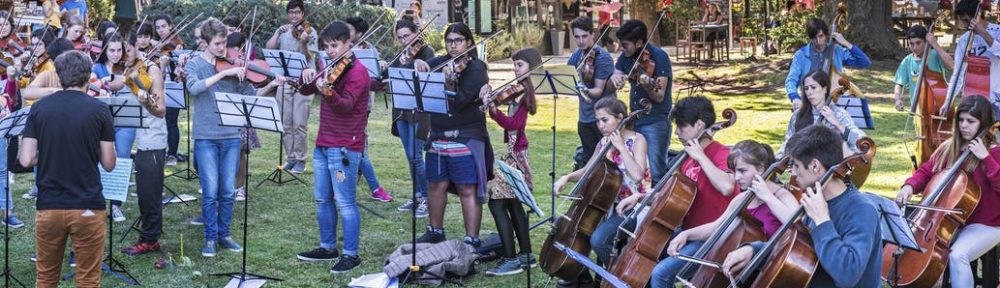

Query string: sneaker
165 155 178 166
518 253 537 269
416 226 446 244
297 247 339 261
122 241 161 255
111 206 126 222
29 252 35 262
3 214 24 229
485 258 524 276
219 237 243 252
175 153 188 162
202 241 217 257
464 236 482 249
370 187 393 202
282 161 296 171
22 186 37 199
289 161 305 174
235 186 246 201
69 251 75 267
415 200 429 218
189 216 204 225
397 199 416 211
329 255 361 274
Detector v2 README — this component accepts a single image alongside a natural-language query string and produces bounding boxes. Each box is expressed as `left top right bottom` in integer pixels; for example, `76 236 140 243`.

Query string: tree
628 0 661 44
823 0 902 59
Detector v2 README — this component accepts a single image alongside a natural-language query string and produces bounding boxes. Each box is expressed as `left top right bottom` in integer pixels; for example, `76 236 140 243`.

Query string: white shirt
949 23 1000 105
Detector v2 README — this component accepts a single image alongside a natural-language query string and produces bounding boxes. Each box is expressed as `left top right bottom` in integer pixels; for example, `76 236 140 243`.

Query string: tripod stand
210 93 285 286
0 108 31 288
526 68 579 231
257 49 308 187
165 53 198 181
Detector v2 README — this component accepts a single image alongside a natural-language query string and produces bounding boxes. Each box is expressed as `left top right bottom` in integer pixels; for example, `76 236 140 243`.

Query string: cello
539 101 652 281
674 157 792 288
603 109 737 288
908 20 953 169
731 138 875 288
942 0 990 115
880 122 997 286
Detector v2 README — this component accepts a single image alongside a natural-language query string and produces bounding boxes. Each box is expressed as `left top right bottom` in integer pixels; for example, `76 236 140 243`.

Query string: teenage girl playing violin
62 15 89 53
0 10 26 229
478 48 541 276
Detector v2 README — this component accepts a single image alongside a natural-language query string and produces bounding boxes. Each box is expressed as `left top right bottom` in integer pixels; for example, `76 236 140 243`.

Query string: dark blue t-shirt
615 45 672 127
568 46 616 123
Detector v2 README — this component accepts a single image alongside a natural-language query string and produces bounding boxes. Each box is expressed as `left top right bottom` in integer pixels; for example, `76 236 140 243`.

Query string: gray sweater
184 56 254 140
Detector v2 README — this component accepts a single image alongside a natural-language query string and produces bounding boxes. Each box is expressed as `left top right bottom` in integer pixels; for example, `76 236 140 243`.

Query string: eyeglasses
445 37 467 46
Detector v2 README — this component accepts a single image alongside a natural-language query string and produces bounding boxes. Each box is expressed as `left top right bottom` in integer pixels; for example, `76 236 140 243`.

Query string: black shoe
416 228 446 244
464 236 482 249
175 153 188 162
330 254 361 274
297 247 339 261
557 273 594 288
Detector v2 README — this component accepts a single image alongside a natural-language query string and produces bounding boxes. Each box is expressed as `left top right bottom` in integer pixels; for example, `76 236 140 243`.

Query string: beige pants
278 83 313 162
35 209 106 288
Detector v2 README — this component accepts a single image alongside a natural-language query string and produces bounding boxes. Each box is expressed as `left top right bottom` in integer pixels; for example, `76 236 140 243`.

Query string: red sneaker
122 241 161 255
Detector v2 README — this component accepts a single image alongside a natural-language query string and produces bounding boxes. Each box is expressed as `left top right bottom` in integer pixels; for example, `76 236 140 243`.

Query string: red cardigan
904 146 1000 227
488 96 529 152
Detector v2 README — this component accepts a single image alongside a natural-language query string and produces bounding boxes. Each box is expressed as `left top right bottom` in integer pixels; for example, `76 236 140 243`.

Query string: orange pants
35 209 106 288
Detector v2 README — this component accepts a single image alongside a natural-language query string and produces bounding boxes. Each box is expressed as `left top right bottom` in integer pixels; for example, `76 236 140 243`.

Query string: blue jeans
590 212 626 265
0 140 10 210
396 119 427 199
650 239 704 288
358 151 380 191
636 121 672 181
313 146 362 256
114 128 136 158
194 138 241 242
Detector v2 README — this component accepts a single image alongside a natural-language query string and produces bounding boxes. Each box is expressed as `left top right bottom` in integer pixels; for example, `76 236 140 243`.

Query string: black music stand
168 50 199 181
160 80 196 204
553 242 628 288
350 48 382 81
387 67 459 287
528 65 580 231
85 96 149 285
258 49 308 187
867 193 926 288
0 107 30 288
209 92 284 286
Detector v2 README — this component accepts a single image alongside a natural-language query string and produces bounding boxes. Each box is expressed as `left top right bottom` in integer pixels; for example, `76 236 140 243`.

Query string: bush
141 0 397 54
768 9 819 52
482 25 545 61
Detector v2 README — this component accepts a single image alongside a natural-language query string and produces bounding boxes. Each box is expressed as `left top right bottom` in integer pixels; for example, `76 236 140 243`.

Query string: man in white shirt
948 0 1000 118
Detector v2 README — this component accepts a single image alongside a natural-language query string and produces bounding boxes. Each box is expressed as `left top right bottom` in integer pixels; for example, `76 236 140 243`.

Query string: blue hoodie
785 43 872 102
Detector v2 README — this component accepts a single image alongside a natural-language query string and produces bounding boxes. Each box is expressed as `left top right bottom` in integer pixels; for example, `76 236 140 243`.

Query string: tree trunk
629 0 662 44
823 0 902 60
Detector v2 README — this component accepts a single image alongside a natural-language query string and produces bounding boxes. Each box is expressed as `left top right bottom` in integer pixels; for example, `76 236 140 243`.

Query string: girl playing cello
895 95 1000 287
778 70 867 157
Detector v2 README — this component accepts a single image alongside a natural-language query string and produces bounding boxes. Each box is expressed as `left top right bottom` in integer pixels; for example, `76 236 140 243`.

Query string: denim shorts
426 149 478 185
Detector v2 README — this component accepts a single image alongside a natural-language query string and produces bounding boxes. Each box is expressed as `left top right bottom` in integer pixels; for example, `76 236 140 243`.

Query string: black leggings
488 198 531 259
166 108 180 155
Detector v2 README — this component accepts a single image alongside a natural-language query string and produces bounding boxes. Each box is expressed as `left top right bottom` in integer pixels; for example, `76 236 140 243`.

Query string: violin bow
942 0 986 112
622 10 667 81
429 30 505 72
384 14 440 65
491 57 553 93
305 25 386 85
18 19 54 80
143 13 204 61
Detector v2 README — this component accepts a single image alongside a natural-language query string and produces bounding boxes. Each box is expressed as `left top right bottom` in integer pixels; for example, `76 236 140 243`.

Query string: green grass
2 54 917 287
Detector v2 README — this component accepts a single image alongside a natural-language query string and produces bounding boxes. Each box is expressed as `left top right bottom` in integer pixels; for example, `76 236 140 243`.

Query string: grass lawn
2 53 918 287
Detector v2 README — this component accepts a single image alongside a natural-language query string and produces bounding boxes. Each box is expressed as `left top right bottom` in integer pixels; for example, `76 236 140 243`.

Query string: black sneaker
297 247 339 261
416 227 446 244
464 236 482 249
330 254 361 274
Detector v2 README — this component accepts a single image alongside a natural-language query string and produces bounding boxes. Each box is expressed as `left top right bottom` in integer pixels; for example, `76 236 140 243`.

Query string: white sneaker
112 206 126 222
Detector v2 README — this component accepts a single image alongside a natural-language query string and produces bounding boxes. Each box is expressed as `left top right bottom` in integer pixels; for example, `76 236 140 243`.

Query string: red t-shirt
681 141 739 228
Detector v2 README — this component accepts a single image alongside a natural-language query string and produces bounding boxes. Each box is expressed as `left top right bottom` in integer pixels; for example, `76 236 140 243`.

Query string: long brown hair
793 70 831 132
511 48 540 115
932 95 996 173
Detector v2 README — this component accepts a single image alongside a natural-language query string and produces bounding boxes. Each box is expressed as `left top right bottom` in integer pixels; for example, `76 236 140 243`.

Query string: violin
318 51 355 96
480 81 526 112
0 36 26 58
160 38 183 55
72 38 90 52
605 108 736 288
628 48 656 83
87 75 107 97
580 50 596 84
881 122 997 286
401 39 424 65
215 47 277 88
444 55 470 90
291 19 313 40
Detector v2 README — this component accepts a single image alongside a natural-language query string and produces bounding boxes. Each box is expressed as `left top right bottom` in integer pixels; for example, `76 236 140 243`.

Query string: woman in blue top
92 33 130 221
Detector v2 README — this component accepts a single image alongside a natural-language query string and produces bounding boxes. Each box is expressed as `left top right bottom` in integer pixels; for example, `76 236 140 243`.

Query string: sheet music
351 48 382 79
0 107 31 138
214 93 284 133
164 81 186 109
100 158 133 203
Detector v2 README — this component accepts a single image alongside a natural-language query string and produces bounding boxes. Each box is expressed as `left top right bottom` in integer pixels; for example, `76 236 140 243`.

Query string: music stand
167 50 199 181
258 49 308 187
90 96 149 285
210 92 284 286
527 65 580 231
350 48 382 80
387 68 458 287
0 107 30 288
867 193 923 288
553 242 628 288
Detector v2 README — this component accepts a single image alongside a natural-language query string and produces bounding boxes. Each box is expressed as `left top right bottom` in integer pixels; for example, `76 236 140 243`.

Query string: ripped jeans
313 146 362 256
